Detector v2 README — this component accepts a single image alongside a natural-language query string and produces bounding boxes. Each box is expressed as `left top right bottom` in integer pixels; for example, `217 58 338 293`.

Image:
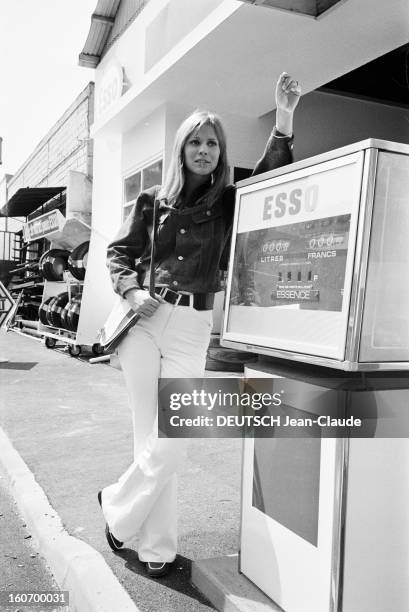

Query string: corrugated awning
0 187 65 218
78 0 121 68
78 0 150 68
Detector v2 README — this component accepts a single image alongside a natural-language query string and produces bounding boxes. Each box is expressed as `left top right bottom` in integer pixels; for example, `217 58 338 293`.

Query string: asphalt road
0 331 243 611
0 475 68 612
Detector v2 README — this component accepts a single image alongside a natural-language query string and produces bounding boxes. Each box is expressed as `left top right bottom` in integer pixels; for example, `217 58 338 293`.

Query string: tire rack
5 216 104 357
38 272 103 357
36 225 104 358
38 273 85 356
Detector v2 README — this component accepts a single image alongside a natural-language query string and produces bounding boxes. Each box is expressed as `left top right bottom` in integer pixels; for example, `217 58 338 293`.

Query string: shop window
278 272 282 282
308 271 312 281
287 272 291 281
123 159 163 220
297 271 302 281
124 173 141 203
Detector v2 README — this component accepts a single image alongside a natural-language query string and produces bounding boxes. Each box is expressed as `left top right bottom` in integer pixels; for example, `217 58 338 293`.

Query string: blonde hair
159 110 229 207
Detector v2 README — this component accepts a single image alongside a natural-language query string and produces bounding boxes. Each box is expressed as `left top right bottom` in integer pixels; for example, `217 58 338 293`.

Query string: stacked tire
68 241 89 281
48 292 70 328
39 242 89 282
39 296 55 325
65 295 82 332
38 292 82 332
60 299 72 331
39 249 70 281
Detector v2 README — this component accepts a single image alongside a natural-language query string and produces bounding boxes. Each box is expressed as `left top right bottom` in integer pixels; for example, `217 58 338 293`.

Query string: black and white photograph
1 1 409 611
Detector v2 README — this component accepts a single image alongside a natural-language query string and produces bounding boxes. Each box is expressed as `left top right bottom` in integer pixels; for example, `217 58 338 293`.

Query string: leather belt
158 287 214 310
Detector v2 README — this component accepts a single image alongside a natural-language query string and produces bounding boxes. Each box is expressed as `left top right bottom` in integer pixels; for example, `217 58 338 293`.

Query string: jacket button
180 228 186 234
206 210 211 216
172 280 178 286
177 255 184 261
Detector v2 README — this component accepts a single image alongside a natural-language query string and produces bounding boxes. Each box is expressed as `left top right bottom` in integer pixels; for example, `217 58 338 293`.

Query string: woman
98 72 301 577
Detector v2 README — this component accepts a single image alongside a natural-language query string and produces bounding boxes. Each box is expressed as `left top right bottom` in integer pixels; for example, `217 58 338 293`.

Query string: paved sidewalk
0 330 242 611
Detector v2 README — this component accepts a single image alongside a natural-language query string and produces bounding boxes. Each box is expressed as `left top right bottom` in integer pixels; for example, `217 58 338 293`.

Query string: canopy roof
1 187 65 218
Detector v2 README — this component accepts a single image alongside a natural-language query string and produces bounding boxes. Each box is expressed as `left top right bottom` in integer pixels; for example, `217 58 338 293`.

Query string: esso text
263 185 319 220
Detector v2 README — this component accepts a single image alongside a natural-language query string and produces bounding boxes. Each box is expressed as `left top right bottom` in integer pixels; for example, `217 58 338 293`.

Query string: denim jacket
107 129 294 296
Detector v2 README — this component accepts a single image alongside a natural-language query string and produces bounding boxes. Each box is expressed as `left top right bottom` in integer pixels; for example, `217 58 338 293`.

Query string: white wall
144 0 224 71
286 91 409 161
95 0 226 97
164 103 189 171
80 134 123 343
94 0 226 126
122 106 166 177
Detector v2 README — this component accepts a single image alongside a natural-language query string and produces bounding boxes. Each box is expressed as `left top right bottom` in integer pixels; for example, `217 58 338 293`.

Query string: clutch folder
97 297 141 351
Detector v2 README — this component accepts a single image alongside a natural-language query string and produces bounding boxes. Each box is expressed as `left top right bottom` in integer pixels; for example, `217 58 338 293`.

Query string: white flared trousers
100 302 212 562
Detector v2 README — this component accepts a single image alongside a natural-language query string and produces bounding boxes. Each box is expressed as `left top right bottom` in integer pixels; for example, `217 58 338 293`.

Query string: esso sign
97 62 124 118
263 185 319 220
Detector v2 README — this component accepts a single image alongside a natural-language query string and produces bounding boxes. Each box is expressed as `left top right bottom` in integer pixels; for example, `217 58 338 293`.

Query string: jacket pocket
191 207 223 224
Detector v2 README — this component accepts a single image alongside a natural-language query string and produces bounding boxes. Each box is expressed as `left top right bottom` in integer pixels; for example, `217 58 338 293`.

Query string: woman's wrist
124 287 145 303
275 108 294 137
123 287 141 298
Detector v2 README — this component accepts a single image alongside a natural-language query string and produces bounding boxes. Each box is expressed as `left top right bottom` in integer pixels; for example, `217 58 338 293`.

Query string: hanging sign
24 209 65 242
96 60 125 118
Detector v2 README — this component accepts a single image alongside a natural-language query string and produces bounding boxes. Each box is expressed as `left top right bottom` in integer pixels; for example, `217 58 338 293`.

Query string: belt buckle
178 291 194 307
161 287 182 305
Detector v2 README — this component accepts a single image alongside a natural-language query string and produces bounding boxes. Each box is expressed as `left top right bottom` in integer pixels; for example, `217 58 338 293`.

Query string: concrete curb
0 426 139 612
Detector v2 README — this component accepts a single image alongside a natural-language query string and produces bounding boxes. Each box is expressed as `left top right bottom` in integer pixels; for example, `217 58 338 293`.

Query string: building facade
79 0 409 327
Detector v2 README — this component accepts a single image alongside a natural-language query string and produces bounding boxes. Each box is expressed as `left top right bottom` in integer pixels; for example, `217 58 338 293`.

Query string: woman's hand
275 72 301 136
276 72 301 113
125 288 165 317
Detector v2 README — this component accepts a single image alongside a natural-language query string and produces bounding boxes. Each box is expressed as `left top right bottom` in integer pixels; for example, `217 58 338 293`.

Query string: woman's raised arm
253 72 301 176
